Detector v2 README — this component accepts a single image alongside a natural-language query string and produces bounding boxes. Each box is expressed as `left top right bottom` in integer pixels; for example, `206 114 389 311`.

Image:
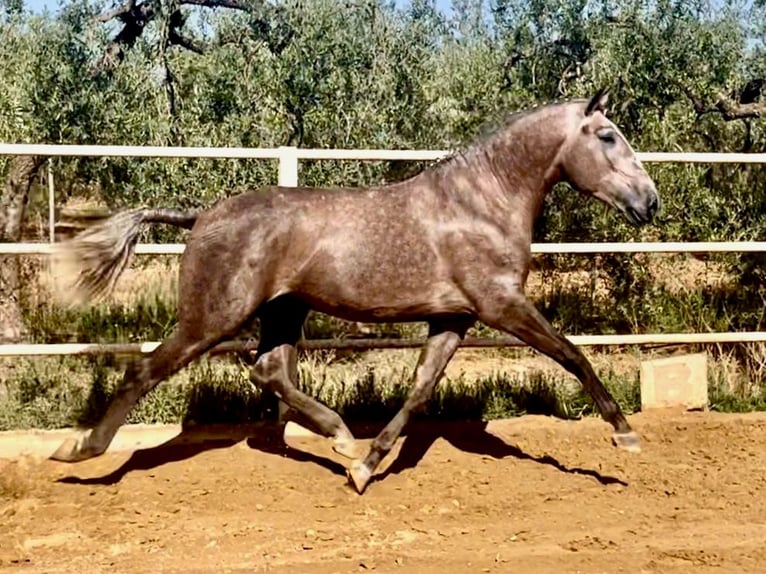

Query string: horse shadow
56 418 626 488
365 420 627 487
54 422 339 485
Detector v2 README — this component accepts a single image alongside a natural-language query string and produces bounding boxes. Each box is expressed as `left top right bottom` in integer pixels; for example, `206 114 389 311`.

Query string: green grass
20 252 765 343
1 349 763 432
4 254 764 432
0 353 591 431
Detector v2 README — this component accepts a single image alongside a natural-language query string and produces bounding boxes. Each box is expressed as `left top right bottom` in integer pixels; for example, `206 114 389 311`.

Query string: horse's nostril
647 191 659 217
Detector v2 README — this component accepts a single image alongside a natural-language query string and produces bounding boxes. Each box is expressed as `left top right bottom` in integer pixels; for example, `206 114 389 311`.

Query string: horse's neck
429 135 563 234
493 116 568 222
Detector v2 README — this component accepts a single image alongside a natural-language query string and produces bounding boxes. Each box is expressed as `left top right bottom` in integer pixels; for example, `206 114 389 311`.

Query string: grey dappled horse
49 89 660 494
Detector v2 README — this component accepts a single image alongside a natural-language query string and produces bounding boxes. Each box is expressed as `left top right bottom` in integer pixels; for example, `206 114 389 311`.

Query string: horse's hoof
48 432 97 463
612 430 641 453
332 435 359 460
347 460 372 495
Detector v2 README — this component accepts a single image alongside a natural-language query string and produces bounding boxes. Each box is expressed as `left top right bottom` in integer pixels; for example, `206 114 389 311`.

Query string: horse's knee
249 352 278 387
249 362 268 387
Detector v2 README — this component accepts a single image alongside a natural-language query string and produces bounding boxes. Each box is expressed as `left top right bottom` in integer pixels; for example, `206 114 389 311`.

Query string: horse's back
181 179 495 322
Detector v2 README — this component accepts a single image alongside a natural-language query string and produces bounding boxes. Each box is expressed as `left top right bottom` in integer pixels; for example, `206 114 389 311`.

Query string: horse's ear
585 88 610 115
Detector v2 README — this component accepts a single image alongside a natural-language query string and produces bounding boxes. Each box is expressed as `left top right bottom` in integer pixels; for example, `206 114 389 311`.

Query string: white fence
0 144 765 355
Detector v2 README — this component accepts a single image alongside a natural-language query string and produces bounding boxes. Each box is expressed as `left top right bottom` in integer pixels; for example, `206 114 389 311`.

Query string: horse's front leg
347 319 471 494
474 276 640 452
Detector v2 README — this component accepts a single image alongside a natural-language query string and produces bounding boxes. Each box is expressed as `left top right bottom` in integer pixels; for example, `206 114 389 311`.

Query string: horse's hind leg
252 345 357 458
250 301 357 458
50 328 218 462
348 318 470 494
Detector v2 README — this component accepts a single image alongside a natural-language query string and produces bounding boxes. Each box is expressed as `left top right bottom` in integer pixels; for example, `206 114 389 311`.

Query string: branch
96 0 137 23
168 28 206 54
557 61 582 97
682 83 766 122
714 96 766 121
180 0 255 10
95 0 156 68
95 0 260 68
681 85 709 116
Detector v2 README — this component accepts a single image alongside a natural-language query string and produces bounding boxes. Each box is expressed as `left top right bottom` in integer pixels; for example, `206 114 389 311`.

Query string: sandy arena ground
1 410 765 573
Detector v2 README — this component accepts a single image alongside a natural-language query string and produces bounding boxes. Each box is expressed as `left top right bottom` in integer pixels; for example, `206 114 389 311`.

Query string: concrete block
640 352 708 410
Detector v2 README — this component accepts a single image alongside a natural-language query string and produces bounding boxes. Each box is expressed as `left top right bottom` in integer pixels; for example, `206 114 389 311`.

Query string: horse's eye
598 131 616 144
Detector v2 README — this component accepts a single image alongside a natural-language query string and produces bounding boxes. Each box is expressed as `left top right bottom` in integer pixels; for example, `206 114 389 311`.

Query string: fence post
277 146 299 187
47 159 55 243
275 145 300 424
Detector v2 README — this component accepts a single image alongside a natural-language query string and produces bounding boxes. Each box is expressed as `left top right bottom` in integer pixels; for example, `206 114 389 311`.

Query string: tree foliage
0 0 764 338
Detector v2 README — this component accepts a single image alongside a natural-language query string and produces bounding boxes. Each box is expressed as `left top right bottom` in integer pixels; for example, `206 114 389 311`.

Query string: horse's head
558 89 660 225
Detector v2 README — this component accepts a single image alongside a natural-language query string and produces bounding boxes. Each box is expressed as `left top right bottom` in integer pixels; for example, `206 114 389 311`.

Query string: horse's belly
297 280 474 323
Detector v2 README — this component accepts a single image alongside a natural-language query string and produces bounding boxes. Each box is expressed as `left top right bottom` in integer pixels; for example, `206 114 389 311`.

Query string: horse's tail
50 207 198 306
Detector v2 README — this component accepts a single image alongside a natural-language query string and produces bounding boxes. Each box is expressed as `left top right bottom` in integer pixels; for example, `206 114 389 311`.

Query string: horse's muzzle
623 186 660 226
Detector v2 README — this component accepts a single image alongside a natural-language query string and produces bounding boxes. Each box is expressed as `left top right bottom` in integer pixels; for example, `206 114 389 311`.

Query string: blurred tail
50 207 198 306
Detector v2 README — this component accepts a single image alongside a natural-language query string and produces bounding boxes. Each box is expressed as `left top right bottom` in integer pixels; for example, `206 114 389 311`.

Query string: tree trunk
0 156 45 342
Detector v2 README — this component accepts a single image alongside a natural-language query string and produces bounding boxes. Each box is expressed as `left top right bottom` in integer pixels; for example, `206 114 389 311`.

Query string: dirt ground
1 410 765 574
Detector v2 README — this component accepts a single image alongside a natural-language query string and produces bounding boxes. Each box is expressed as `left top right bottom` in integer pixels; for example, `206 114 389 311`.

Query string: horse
48 88 660 494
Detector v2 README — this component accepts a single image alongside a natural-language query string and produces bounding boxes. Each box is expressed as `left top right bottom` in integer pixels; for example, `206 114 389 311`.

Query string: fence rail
4 241 766 256
2 143 766 163
3 332 766 357
0 143 764 356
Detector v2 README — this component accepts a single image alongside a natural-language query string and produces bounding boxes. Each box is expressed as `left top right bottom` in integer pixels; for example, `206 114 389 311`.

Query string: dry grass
646 253 735 294
708 343 766 395
0 459 34 500
36 255 179 308
6 198 762 428
100 253 737 307
1 342 764 433
15 245 759 399
526 253 734 298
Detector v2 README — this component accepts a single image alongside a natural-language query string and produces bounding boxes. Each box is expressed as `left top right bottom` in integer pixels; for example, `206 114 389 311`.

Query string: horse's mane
426 98 588 175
